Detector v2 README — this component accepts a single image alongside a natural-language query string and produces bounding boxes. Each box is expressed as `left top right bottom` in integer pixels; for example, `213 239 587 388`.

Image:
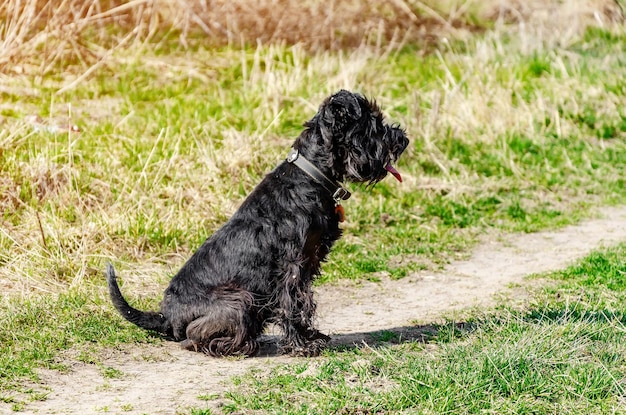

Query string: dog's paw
180 338 200 352
200 337 260 358
306 330 331 343
280 336 329 357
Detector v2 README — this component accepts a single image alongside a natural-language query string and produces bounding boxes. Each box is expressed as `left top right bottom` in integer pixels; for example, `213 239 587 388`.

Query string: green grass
0 290 156 392
219 244 626 414
554 245 626 291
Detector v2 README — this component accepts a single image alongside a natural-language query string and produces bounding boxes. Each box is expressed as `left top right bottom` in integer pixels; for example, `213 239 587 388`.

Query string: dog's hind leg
181 287 260 357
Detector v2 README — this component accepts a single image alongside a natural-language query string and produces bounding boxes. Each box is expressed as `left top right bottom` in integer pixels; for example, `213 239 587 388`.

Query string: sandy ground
7 205 626 415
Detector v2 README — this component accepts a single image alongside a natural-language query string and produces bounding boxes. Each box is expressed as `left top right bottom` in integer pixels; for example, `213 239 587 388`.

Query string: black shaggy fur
107 90 409 357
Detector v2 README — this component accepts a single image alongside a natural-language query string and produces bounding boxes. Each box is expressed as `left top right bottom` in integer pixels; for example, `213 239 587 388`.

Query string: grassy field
1 0 626 412
216 243 626 414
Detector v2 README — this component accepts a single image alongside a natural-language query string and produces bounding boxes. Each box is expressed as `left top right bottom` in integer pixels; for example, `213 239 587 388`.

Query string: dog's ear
323 90 362 124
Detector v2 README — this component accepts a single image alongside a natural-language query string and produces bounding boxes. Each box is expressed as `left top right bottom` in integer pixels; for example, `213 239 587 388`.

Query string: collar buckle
332 187 351 202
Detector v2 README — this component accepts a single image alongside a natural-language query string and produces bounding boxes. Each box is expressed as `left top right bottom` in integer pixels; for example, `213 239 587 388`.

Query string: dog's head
299 90 409 185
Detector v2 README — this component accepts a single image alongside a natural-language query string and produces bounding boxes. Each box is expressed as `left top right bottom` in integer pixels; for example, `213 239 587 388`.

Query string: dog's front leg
277 272 329 357
279 320 330 357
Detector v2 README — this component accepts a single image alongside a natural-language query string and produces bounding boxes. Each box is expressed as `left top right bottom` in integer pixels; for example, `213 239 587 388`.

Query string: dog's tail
106 263 170 334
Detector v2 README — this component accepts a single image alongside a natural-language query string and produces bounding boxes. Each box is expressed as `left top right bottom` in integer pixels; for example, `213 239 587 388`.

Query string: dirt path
13 206 626 415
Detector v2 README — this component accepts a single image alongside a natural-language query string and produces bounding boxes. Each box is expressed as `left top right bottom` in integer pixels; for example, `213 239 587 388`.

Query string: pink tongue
385 164 402 182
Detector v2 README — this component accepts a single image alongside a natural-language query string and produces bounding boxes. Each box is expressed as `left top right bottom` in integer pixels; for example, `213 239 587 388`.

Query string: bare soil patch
10 206 626 415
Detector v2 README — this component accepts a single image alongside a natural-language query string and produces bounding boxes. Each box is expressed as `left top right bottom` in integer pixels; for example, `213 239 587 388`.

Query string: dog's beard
384 126 408 183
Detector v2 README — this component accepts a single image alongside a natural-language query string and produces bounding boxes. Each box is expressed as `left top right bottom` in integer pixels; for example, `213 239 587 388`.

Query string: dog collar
286 148 351 202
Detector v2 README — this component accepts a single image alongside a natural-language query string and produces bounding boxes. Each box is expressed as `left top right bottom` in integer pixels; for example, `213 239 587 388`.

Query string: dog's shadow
255 322 474 357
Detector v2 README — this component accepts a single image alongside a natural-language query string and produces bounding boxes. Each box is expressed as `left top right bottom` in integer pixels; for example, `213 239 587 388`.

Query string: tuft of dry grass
2 0 623 77
0 0 451 75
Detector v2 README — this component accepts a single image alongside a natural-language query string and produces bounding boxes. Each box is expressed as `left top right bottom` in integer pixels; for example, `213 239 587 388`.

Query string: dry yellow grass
1 0 623 75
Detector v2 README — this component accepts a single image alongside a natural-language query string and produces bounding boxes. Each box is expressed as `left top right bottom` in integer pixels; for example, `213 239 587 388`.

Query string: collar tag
335 204 345 222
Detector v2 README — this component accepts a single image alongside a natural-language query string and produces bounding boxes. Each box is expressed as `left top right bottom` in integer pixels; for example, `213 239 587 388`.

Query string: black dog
107 90 408 357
